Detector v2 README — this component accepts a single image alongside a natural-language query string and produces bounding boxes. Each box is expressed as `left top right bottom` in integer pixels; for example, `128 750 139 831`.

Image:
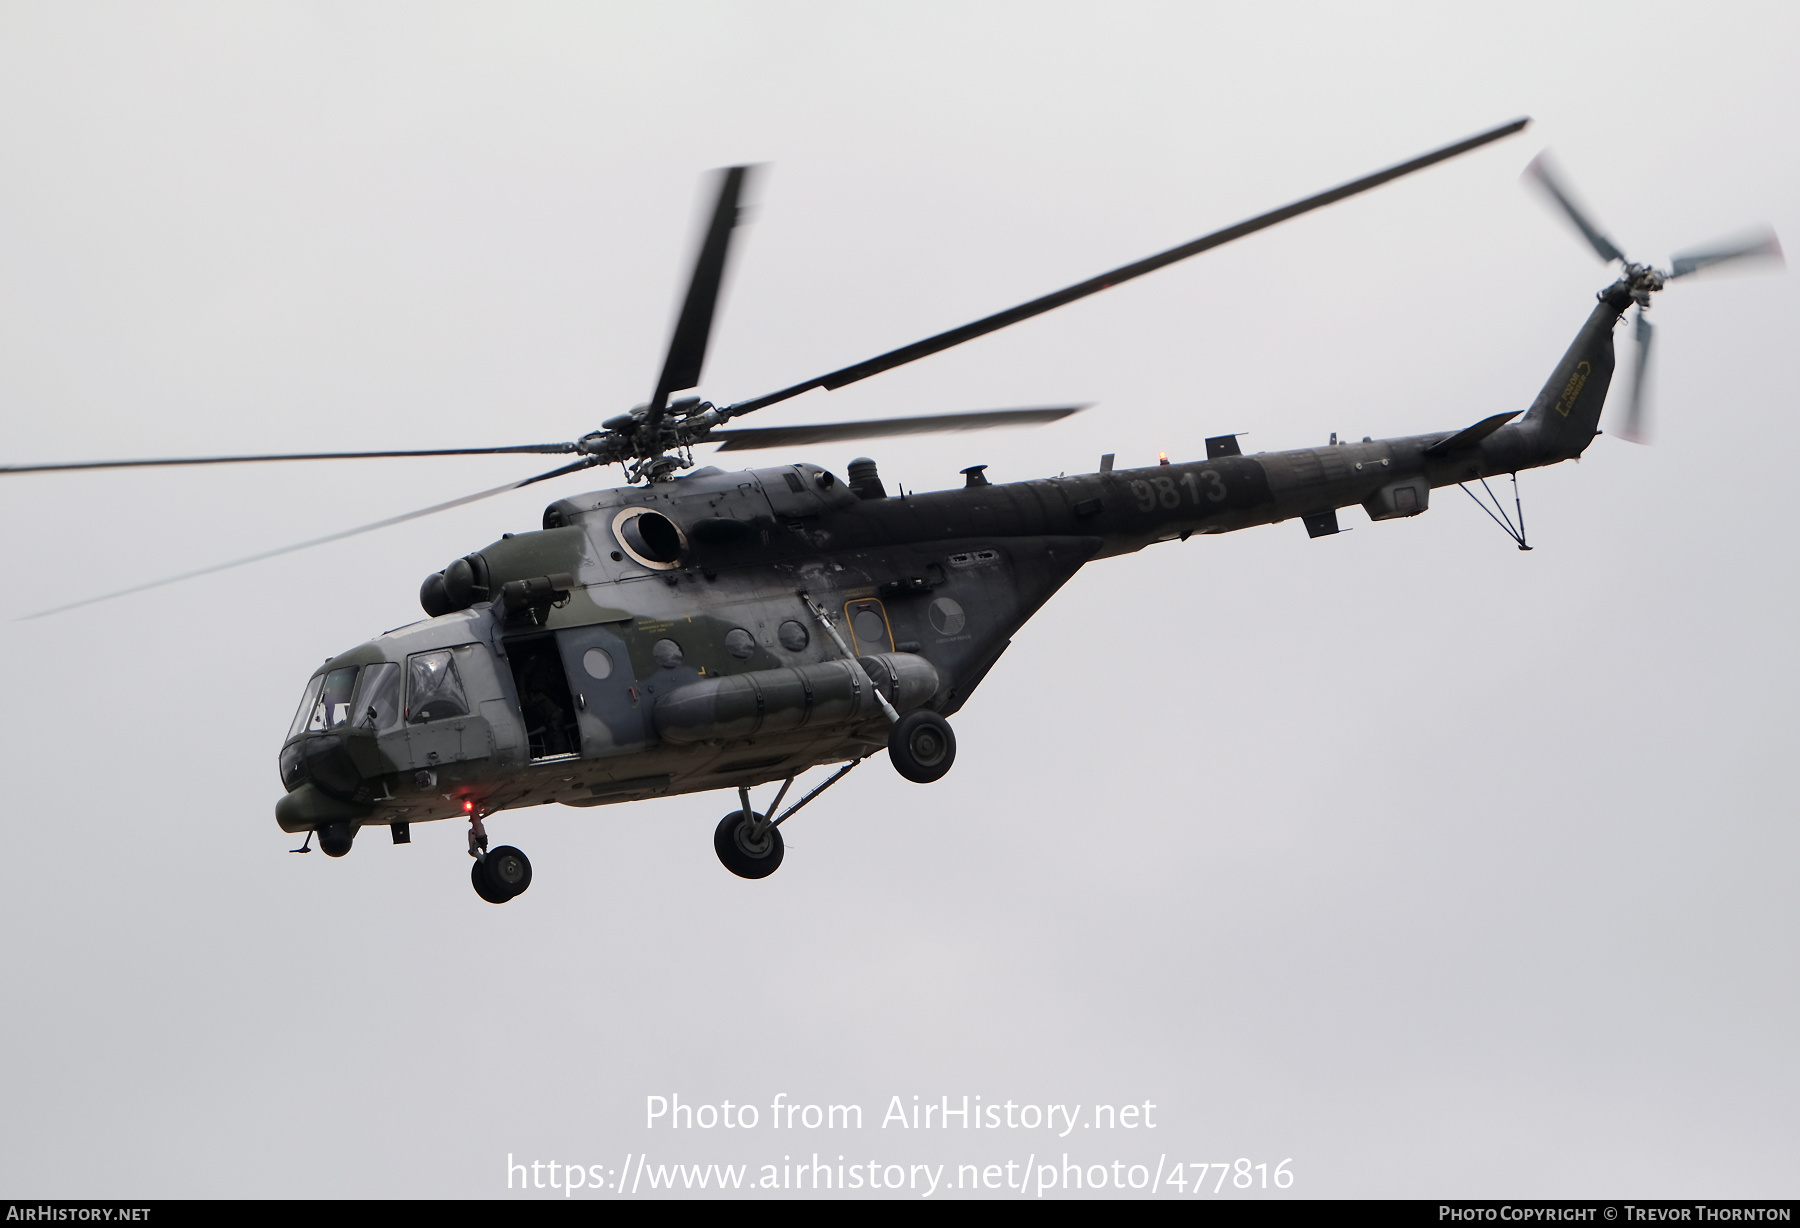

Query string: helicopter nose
275 781 374 836
280 734 362 798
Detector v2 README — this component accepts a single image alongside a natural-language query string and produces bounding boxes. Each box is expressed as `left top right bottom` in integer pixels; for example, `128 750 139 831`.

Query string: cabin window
846 600 892 652
853 609 886 646
407 650 469 723
354 662 402 732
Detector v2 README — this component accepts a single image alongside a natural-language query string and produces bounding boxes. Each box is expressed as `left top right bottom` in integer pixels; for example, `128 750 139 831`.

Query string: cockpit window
305 667 361 733
286 674 325 742
354 662 402 732
407 650 469 724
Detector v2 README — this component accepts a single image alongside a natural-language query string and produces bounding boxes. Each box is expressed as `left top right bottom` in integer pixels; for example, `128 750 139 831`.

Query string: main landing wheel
715 811 784 880
472 844 533 904
888 709 956 783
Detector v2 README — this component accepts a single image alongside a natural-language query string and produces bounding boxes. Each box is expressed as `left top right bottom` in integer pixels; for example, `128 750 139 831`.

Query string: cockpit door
500 633 579 761
555 622 649 758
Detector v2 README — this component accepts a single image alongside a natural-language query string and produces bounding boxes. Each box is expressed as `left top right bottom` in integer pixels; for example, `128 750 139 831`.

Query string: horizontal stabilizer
1422 410 1521 458
1303 509 1341 538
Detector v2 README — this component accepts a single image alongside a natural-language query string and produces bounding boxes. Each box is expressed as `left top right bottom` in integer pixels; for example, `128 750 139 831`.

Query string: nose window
286 675 325 742
303 667 361 733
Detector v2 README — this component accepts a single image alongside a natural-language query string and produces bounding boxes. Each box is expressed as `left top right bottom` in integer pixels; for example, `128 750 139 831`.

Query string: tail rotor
1523 151 1783 445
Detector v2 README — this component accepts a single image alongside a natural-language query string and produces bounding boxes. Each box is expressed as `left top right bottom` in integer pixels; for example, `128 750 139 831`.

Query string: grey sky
0 1 1794 1199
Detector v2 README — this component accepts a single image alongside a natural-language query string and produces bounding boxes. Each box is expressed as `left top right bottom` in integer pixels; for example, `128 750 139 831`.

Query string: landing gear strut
712 761 874 880
467 812 532 904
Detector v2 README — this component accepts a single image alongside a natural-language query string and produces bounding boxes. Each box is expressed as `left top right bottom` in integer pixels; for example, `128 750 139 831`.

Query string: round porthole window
652 639 684 669
725 628 755 659
777 620 809 652
852 608 887 646
582 648 613 680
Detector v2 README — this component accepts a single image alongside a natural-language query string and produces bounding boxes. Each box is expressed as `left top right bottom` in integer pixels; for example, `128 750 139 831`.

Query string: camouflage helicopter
9 118 1782 902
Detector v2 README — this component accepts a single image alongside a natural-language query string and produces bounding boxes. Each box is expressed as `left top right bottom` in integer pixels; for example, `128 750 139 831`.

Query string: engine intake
420 553 493 616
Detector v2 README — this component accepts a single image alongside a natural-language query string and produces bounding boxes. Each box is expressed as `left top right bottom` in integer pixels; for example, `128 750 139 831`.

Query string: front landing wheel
472 844 532 903
888 709 956 783
715 811 784 880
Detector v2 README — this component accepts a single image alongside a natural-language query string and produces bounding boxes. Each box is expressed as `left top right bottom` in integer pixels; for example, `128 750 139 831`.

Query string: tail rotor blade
1522 153 1626 264
1619 310 1654 444
1669 227 1785 279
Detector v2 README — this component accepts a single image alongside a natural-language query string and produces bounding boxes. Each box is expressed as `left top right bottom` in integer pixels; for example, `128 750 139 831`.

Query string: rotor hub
1600 262 1666 313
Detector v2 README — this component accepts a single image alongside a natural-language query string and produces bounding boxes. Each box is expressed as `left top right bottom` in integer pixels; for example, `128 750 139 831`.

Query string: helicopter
6 117 1782 903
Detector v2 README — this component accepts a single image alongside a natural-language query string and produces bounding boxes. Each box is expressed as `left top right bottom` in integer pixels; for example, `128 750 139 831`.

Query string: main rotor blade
1522 153 1626 264
20 456 597 619
647 165 754 434
1669 227 1784 279
725 119 1529 419
709 404 1088 452
1619 309 1653 445
0 443 580 476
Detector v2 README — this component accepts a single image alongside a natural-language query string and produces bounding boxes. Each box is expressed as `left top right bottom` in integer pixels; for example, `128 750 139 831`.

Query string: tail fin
1521 296 1626 461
